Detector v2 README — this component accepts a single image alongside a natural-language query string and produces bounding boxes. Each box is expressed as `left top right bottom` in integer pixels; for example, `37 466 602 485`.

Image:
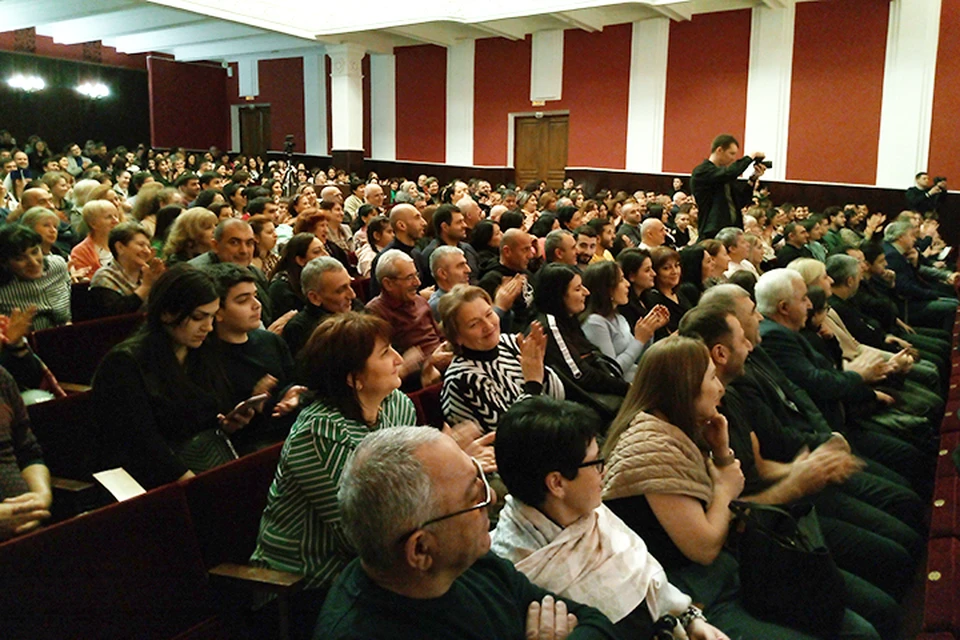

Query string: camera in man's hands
283 134 295 155
755 159 773 169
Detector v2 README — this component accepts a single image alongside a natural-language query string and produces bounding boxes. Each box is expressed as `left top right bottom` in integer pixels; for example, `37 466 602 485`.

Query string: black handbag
729 500 846 638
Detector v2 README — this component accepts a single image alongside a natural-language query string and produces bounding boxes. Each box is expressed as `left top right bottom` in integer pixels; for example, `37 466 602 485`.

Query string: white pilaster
446 40 475 166
625 18 669 173
302 52 328 156
876 0 942 188
743 4 795 182
369 53 396 161
236 57 259 97
326 43 366 152
530 30 564 102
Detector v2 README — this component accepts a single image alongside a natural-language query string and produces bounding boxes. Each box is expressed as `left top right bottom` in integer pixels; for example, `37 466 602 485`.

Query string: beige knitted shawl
602 411 713 505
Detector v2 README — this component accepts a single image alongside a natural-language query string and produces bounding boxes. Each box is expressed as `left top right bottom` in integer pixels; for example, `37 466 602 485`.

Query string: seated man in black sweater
776 222 813 268
205 263 301 454
316 426 617 640
283 256 363 358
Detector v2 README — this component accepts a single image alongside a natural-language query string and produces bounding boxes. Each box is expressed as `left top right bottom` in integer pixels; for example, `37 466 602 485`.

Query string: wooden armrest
209 563 305 596
60 382 92 394
51 476 95 492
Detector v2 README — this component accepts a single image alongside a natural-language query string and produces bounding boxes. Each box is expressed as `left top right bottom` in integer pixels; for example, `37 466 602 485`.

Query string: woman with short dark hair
268 232 327 318
642 246 692 340
0 225 70 330
89 222 165 317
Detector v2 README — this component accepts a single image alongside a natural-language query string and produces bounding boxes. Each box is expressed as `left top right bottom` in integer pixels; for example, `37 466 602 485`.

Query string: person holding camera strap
690 134 767 240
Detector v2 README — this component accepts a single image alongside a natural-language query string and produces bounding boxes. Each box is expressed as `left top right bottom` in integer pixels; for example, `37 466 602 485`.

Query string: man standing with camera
906 172 947 215
690 134 766 239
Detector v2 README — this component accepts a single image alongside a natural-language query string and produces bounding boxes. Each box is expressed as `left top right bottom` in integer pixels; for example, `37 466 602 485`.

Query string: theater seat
930 476 960 538
408 383 444 428
923 537 960 635
29 312 144 385
939 432 960 478
351 277 371 303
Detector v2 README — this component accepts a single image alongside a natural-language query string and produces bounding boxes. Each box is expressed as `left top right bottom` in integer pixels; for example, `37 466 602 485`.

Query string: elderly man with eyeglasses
315 426 617 640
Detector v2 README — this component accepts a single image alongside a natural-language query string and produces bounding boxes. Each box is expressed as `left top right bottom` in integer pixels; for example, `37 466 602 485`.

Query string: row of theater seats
918 306 960 640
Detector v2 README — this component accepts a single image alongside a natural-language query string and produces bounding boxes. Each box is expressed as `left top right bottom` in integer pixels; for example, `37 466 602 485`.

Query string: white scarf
491 496 691 627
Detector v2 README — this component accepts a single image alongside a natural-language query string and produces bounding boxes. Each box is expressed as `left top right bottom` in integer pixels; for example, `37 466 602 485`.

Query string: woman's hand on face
702 414 730 455
516 321 546 383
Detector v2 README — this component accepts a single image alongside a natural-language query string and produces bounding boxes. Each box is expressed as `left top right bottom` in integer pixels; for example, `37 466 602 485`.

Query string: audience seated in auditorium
248 214 279 279
88 222 164 317
368 204 426 298
269 232 326 321
427 245 472 320
573 226 598 269
19 206 66 259
776 222 813 268
92 266 252 489
162 206 217 265
469 219 502 275
366 250 449 388
883 220 958 332
315 425 618 639
355 214 391 278
0 225 70 330
602 336 879 639
414 204 479 288
580 261 668 382
68 200 121 280
478 229 536 332
283 256 362 358
439 285 563 433
641 246 692 340
492 396 728 640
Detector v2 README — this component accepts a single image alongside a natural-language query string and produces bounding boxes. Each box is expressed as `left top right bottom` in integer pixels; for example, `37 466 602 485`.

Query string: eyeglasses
577 457 605 474
397 457 491 542
386 273 419 283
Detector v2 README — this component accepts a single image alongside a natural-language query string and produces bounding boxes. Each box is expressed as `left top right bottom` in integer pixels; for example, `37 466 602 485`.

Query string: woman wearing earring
250 312 415 628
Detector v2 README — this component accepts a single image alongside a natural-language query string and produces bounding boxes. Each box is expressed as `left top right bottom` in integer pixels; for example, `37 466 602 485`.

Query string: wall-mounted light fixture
76 81 110 99
6 74 45 92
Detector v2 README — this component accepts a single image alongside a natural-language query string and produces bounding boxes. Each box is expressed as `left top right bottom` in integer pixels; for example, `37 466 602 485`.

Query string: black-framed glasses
577 457 605 474
397 457 491 542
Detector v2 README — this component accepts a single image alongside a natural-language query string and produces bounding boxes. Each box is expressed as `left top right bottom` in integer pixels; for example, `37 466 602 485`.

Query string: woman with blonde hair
163 207 218 265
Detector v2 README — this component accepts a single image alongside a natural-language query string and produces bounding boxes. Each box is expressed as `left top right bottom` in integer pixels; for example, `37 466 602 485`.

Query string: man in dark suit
882 220 957 332
689 134 766 239
905 172 947 214
776 222 813 268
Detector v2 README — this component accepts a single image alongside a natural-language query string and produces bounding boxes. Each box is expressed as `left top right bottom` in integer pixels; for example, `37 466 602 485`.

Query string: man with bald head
478 228 536 330
9 187 79 249
368 203 427 297
456 195 484 239
364 182 385 214
639 218 667 251
320 185 343 205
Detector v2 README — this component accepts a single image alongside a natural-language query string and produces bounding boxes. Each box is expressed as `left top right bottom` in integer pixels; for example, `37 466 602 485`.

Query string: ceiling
7 0 805 63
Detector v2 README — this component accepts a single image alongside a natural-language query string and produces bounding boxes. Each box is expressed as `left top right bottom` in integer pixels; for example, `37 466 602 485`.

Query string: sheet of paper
93 468 147 502
938 246 952 261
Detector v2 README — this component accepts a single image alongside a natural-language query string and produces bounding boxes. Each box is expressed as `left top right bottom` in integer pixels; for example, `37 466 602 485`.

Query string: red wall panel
473 36 530 167
148 57 229 150
929 0 960 184
472 26 631 169
662 10 751 174
786 0 888 184
0 30 147 70
395 45 446 163
226 57 305 152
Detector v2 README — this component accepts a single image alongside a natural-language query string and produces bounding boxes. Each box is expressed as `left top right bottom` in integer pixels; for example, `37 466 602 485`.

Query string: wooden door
239 105 271 157
514 114 568 189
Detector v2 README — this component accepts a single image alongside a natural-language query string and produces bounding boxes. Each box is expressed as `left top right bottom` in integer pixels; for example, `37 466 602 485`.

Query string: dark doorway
239 105 271 157
514 114 568 189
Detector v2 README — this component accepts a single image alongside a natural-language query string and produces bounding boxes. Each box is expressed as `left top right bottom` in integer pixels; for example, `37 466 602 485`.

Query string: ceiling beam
3 0 137 33
647 2 693 21
469 20 526 41
36 6 204 45
758 0 790 8
172 33 317 62
104 20 263 53
384 25 457 48
224 46 325 63
552 10 605 33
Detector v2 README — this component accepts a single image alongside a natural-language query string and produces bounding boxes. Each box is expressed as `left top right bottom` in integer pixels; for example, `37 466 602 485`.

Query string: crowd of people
0 130 954 640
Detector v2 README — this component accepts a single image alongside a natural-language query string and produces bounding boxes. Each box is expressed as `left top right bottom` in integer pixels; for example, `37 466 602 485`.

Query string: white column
446 40 475 166
625 18 669 173
236 57 259 98
302 52 328 156
326 43 366 152
369 53 396 161
743 4 795 182
530 30 563 102
876 0 942 188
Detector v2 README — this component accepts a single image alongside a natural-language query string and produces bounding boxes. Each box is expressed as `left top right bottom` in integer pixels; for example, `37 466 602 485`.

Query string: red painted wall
662 10 751 174
0 30 147 70
929 0 960 183
148 56 229 150
471 24 631 169
226 57 305 152
395 45 447 163
786 0 889 184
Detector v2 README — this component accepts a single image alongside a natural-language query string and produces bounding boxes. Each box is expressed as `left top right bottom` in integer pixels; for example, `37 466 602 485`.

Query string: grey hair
375 248 413 283
319 185 341 202
544 229 572 262
755 269 804 316
81 199 116 227
71 179 102 208
214 217 250 242
300 256 347 296
429 245 464 280
338 426 443 572
699 283 751 315
556 197 574 208
715 227 744 250
826 253 860 285
393 190 415 204
20 206 60 229
883 220 912 243
364 183 383 198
